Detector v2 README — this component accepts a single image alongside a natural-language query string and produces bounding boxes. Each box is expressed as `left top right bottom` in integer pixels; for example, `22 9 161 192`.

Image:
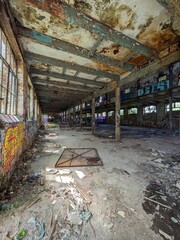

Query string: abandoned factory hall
0 0 180 239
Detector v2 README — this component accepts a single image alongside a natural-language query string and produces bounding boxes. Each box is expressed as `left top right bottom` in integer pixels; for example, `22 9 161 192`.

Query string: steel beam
119 50 180 86
83 50 180 102
18 26 134 71
32 77 96 92
35 88 87 96
30 67 106 87
24 0 156 57
25 52 120 80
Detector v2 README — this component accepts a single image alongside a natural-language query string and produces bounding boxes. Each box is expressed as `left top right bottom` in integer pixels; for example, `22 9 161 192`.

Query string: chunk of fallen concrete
46 168 58 174
117 211 125 218
159 229 172 240
75 171 86 179
107 223 114 230
59 169 71 175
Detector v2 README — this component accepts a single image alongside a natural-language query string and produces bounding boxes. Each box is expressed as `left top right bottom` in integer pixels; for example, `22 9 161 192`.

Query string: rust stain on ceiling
97 42 132 61
128 55 149 67
7 0 180 112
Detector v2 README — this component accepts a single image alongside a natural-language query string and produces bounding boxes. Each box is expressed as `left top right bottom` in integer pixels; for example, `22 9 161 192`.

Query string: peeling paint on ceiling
6 0 180 112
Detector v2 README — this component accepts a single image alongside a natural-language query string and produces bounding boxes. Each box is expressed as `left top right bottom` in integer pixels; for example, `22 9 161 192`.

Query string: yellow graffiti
2 123 24 173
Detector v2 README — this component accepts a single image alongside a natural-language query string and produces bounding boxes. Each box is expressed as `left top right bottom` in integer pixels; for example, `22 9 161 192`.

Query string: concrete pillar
157 102 165 120
115 86 121 142
80 102 83 129
92 96 95 135
17 61 26 120
68 109 71 126
65 111 67 122
73 107 76 125
169 90 173 130
169 65 173 131
137 104 143 125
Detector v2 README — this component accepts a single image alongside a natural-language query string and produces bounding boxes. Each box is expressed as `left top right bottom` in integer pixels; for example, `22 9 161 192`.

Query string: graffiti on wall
1 123 24 174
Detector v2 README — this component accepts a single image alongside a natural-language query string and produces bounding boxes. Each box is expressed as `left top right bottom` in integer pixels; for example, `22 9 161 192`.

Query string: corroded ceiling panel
6 0 180 112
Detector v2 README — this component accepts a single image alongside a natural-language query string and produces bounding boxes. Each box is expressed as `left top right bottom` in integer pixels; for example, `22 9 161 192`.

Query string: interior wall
0 12 42 188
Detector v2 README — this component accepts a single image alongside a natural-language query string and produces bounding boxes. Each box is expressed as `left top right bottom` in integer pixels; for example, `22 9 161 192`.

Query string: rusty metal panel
55 148 103 167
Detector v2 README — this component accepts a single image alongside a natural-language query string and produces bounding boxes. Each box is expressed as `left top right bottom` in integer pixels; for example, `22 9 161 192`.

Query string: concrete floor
0 126 179 240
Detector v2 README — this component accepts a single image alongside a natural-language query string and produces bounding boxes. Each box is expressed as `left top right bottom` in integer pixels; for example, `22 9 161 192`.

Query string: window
0 27 18 114
143 105 157 114
166 102 180 112
120 109 124 115
108 111 113 117
128 108 137 115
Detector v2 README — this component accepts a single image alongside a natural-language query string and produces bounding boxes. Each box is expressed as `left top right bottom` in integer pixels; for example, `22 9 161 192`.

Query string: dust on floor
0 127 179 240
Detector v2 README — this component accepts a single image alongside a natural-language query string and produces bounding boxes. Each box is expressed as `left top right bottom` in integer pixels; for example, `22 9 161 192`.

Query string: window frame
0 27 18 115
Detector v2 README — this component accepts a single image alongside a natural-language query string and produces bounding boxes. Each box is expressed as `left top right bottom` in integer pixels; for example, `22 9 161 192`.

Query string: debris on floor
0 128 180 240
141 152 180 240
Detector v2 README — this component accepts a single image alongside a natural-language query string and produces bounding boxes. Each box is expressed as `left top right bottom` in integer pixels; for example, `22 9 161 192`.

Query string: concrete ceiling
5 0 180 112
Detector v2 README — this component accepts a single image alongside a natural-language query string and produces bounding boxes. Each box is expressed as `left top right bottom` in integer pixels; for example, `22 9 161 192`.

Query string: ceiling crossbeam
19 26 134 71
30 67 106 87
25 52 120 80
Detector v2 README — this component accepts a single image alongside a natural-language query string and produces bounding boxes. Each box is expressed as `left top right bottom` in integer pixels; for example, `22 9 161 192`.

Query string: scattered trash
117 210 125 218
14 229 27 240
59 169 71 175
46 168 59 174
46 214 58 240
48 133 57 137
75 170 86 179
144 196 172 210
171 217 178 223
26 173 41 183
52 200 57 205
45 174 74 183
159 229 172 240
107 223 114 230
27 197 41 209
27 217 45 240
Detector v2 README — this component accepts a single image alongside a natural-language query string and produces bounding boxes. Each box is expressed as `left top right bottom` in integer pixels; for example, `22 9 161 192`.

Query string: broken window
120 109 124 116
166 102 180 112
0 27 18 115
143 105 157 114
128 108 137 115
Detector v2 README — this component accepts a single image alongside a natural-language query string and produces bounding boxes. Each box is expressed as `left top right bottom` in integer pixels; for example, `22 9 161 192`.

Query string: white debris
46 167 58 174
159 229 173 240
52 200 57 205
107 223 114 230
117 211 125 218
75 170 86 179
59 169 71 175
55 176 74 184
61 176 74 184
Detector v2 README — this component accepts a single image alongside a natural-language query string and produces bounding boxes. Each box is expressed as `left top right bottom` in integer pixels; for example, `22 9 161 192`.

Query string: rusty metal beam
35 87 87 96
119 50 180 86
30 67 106 87
84 50 180 101
32 77 96 92
24 0 157 57
25 52 120 80
18 26 134 71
